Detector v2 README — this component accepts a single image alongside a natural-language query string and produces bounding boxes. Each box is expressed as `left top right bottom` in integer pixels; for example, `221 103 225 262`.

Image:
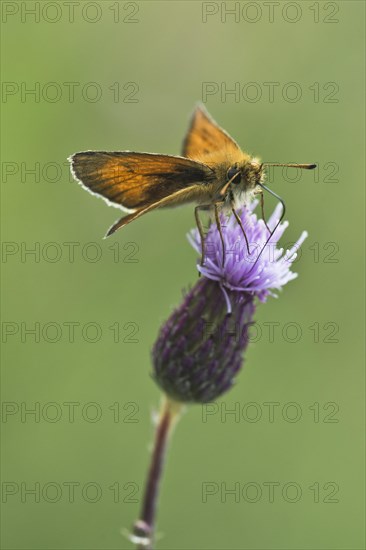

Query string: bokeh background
1 1 365 549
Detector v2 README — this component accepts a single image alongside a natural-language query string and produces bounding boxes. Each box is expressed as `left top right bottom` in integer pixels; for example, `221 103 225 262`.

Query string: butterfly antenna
248 183 286 273
262 163 316 170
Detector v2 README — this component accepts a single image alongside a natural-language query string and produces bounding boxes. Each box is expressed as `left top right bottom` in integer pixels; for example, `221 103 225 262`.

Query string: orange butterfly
69 104 315 264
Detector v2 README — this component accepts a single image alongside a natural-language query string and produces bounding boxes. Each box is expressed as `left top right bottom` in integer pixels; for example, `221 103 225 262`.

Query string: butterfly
69 104 315 265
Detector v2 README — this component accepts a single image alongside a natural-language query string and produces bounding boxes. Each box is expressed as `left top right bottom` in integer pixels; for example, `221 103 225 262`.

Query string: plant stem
132 395 183 550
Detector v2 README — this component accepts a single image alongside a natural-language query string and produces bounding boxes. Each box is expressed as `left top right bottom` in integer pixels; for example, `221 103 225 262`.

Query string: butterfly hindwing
105 185 204 236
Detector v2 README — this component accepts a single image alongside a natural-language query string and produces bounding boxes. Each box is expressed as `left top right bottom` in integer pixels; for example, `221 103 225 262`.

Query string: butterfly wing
70 151 214 210
182 103 241 160
69 151 215 235
105 185 202 236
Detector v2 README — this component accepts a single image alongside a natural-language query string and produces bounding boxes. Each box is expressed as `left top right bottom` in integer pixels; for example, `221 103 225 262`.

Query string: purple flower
188 200 308 307
153 278 255 403
152 203 307 403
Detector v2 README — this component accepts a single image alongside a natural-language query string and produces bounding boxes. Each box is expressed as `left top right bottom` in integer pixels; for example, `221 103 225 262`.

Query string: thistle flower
189 200 308 305
152 201 307 403
133 203 307 549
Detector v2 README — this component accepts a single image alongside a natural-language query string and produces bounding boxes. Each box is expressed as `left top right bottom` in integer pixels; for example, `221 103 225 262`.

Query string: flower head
153 278 255 403
188 201 308 305
152 203 307 404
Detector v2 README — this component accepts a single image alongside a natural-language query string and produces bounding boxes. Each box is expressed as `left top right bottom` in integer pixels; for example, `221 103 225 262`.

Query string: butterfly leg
195 201 226 268
194 204 210 267
214 201 226 268
230 205 251 257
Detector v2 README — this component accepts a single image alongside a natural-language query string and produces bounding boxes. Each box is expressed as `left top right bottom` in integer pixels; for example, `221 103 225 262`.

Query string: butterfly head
226 158 265 193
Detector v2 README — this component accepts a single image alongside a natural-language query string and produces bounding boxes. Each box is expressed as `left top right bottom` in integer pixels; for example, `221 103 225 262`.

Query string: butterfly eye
227 165 241 184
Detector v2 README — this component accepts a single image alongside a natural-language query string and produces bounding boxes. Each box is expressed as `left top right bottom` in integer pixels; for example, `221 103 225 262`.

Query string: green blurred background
1 1 365 549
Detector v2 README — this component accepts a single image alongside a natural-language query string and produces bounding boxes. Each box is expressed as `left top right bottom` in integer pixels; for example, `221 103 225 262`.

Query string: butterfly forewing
182 104 241 160
70 151 214 211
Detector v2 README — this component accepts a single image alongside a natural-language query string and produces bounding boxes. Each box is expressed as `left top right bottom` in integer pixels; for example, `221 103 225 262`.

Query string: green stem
132 396 182 549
